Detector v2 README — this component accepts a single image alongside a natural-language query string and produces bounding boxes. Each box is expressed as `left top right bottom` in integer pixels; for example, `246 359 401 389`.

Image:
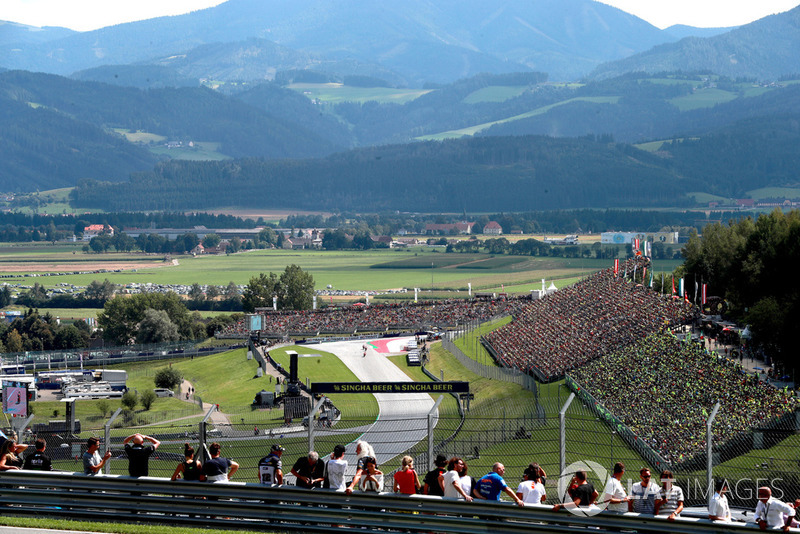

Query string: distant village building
483 221 503 235
83 224 113 241
424 222 475 235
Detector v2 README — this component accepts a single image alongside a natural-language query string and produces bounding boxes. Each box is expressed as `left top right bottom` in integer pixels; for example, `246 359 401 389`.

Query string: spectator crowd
484 257 697 381
570 330 799 464
219 297 531 337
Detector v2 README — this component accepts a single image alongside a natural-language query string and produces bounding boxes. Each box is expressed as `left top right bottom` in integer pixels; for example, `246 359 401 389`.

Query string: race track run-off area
317 337 438 468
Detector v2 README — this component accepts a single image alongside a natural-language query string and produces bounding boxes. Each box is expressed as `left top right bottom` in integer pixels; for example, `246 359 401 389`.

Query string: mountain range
2 0 800 212
2 0 737 84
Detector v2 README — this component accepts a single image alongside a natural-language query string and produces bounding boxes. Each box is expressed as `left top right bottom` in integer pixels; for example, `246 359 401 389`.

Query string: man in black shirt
23 438 53 471
291 450 325 489
423 454 448 496
123 433 160 477
553 470 598 512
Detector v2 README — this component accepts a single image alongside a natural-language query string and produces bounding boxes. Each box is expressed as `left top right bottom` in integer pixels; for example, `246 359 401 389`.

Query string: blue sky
2 0 799 31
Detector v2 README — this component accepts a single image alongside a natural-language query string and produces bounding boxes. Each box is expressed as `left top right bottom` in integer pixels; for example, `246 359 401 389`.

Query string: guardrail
0 471 784 533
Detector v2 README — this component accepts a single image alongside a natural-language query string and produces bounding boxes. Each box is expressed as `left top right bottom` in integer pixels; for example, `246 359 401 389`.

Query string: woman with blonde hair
0 438 27 471
393 455 421 495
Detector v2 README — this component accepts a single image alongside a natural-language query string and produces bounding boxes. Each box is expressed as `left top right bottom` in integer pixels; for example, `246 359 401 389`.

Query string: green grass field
150 141 231 161
0 248 630 295
462 85 528 104
746 187 800 200
416 96 620 140
669 88 739 111
288 83 431 104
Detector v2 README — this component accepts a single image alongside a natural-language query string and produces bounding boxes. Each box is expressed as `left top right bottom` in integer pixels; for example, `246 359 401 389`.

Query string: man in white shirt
602 462 630 512
755 486 794 531
629 468 659 514
324 444 348 491
708 479 732 522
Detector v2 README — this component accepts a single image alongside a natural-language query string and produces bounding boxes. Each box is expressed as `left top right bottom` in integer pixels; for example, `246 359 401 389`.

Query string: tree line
678 209 800 375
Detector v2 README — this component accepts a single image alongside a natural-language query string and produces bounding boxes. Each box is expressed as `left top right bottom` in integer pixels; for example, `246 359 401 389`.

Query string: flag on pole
671 276 676 295
633 265 637 282
694 281 699 303
679 278 684 297
648 270 654 288
642 267 647 285
614 259 619 276
634 237 640 251
702 283 707 305
661 273 665 295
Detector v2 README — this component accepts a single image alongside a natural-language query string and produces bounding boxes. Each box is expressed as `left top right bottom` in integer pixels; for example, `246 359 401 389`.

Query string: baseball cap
271 444 285 452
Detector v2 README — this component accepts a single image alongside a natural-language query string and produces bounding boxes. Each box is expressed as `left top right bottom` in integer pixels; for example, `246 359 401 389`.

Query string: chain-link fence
22 389 799 509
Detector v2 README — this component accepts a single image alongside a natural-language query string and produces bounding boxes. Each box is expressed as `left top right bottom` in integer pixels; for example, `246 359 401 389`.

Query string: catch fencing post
559 393 575 476
428 395 444 469
103 408 123 474
308 395 327 452
199 403 217 464
706 402 720 508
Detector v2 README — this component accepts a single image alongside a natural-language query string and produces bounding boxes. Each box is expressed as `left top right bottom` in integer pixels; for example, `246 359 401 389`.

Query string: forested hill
590 5 800 80
0 70 349 160
70 135 688 212
0 96 157 190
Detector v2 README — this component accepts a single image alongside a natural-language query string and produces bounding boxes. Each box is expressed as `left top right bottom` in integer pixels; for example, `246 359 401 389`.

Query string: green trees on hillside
242 265 315 313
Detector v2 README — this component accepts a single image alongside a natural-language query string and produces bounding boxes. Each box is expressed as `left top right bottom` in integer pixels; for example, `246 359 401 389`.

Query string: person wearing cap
83 437 111 475
423 453 448 496
258 444 285 486
516 462 546 505
291 450 325 489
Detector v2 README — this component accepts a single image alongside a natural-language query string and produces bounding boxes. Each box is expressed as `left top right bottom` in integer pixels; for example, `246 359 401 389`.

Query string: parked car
153 388 174 397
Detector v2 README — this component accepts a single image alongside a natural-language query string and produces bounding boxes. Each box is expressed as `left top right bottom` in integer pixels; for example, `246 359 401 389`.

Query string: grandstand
483 257 697 381
570 330 798 466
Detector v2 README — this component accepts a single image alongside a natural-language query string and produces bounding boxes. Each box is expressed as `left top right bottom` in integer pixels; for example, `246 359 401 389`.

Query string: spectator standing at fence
83 437 111 476
171 443 204 481
291 450 324 489
708 479 732 522
23 438 52 471
516 463 546 505
123 433 161 477
360 456 383 492
755 486 794 531
442 457 472 501
324 444 348 491
394 455 421 495
629 468 659 514
0 438 27 471
602 462 629 512
553 470 597 511
203 442 238 483
345 440 376 495
654 470 684 522
423 454 447 496
258 444 285 486
474 462 524 506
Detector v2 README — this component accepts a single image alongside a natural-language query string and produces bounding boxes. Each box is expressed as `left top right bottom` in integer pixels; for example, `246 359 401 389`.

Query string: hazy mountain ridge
591 6 800 80
0 20 75 46
0 0 682 83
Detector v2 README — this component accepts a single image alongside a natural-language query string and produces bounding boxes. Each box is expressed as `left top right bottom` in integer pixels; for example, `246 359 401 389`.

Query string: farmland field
0 246 680 297
462 85 528 104
288 83 431 104
416 96 620 140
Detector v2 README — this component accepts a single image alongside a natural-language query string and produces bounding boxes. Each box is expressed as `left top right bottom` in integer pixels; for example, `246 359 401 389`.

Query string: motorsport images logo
557 460 609 517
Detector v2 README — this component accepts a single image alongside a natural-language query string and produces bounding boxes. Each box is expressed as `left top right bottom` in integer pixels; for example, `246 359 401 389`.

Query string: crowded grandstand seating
217 298 531 337
483 257 697 381
570 330 798 465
